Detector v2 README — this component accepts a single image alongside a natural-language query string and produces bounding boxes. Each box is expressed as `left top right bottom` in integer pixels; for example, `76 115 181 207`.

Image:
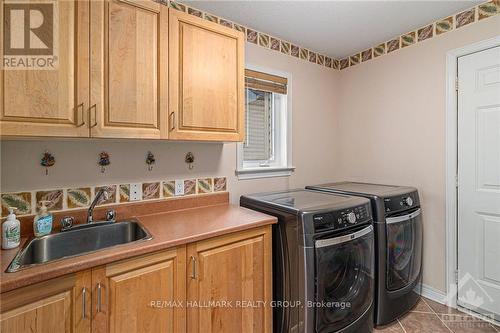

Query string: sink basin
6 219 152 273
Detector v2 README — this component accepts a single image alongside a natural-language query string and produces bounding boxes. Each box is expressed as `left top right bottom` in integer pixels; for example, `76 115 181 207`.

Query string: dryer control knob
404 197 413 206
347 212 356 224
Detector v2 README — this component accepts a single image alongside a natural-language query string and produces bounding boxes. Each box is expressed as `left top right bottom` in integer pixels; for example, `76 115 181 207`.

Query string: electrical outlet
175 180 184 196
129 183 142 201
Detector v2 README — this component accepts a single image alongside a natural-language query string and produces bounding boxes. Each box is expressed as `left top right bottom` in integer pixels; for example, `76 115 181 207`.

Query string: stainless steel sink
6 219 152 273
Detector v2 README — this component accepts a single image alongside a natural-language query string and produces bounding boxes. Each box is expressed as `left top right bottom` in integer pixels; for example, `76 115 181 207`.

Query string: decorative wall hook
40 151 55 175
98 151 110 173
185 152 194 170
146 151 156 171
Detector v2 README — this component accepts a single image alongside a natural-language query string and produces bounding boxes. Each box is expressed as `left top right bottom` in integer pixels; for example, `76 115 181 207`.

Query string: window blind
245 69 287 95
244 89 272 161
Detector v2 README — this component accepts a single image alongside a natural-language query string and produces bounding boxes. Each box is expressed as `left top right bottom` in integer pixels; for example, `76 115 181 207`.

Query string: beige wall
0 42 340 204
336 16 500 292
2 16 498 293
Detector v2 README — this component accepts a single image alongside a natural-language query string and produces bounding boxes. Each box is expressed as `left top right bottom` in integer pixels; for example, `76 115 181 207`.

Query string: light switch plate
129 183 142 201
175 180 184 196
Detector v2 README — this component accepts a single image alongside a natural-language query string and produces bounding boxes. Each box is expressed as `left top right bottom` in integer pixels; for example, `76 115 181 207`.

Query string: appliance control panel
384 192 419 214
313 203 371 231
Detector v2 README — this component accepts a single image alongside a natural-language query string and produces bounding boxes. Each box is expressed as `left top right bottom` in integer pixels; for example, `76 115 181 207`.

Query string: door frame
445 36 500 309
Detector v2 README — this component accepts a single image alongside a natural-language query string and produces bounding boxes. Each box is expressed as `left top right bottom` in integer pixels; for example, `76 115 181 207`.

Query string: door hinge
455 269 459 284
455 77 459 91
455 174 459 188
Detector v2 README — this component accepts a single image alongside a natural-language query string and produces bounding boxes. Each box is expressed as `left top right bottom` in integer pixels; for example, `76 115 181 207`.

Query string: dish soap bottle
2 207 20 249
34 201 53 237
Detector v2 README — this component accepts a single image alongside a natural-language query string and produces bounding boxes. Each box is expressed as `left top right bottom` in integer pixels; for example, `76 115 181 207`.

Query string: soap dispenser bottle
33 201 53 237
2 207 21 249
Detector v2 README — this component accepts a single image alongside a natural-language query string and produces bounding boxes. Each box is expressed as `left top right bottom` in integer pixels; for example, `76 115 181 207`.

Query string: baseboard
418 283 500 326
418 283 449 305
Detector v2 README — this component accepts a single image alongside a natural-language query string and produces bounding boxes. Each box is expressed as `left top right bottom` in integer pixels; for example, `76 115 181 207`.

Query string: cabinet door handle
190 256 197 279
97 283 102 313
169 112 175 131
90 104 97 128
82 287 87 319
76 103 85 127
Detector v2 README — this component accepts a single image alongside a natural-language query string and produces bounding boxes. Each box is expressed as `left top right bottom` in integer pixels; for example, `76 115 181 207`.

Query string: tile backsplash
1 177 227 217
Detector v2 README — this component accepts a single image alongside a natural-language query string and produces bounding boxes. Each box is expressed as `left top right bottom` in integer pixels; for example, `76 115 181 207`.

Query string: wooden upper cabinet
92 248 186 333
1 1 245 141
89 0 168 139
186 226 272 333
0 0 90 137
0 271 92 333
168 9 245 141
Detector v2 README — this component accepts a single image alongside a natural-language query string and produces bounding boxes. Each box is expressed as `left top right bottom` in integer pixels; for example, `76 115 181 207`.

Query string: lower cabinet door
0 271 92 333
187 226 272 333
93 248 186 333
1 292 73 333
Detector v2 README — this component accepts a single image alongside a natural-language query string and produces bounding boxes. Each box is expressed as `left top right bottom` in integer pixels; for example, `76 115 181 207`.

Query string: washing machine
306 182 422 326
241 189 374 333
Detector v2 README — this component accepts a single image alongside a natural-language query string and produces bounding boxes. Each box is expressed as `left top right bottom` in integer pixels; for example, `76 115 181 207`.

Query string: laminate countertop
0 204 276 293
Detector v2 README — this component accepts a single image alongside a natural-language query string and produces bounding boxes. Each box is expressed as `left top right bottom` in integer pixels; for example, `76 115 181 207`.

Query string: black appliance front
314 225 374 333
375 204 423 325
305 182 423 326
386 207 422 291
240 189 375 333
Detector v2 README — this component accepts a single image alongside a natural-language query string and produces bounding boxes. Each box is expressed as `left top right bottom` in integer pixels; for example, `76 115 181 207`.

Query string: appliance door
386 208 423 291
314 225 374 333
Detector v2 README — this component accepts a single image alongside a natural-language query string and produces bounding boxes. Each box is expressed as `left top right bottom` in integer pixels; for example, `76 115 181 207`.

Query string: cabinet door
0 271 91 333
0 0 90 137
187 226 272 333
93 248 186 333
169 9 245 141
90 0 168 139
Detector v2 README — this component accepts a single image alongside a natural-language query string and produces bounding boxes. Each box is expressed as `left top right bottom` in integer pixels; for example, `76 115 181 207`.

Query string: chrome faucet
87 188 108 224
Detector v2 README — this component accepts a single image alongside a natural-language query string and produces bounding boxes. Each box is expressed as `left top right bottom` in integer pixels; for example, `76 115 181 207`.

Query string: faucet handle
105 209 116 222
60 216 74 231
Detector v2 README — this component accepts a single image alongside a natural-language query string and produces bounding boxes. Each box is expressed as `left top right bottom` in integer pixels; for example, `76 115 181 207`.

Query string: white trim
237 63 293 180
235 166 295 180
445 36 500 310
419 283 448 305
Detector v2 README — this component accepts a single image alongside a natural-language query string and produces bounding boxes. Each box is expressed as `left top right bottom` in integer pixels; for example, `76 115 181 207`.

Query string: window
236 68 293 179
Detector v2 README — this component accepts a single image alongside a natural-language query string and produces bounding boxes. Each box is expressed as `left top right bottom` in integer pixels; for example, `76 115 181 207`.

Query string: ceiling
184 0 483 59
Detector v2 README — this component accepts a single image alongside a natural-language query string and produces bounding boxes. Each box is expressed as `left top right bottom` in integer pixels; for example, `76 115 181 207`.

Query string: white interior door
458 45 500 321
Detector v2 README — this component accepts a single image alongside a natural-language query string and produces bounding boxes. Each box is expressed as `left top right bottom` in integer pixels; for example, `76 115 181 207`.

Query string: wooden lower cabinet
187 226 272 333
92 247 186 333
0 226 272 333
0 271 92 333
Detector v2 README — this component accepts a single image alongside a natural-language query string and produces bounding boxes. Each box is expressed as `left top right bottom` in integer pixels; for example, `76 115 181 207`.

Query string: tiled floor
374 297 500 333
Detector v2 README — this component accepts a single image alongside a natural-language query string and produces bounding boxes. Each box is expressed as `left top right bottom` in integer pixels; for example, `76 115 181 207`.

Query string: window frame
236 65 294 180
242 89 273 165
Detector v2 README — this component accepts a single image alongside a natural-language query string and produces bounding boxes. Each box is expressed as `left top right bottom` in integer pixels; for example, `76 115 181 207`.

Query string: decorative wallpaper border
166 0 340 70
339 1 500 70
166 0 499 72
1 177 227 217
